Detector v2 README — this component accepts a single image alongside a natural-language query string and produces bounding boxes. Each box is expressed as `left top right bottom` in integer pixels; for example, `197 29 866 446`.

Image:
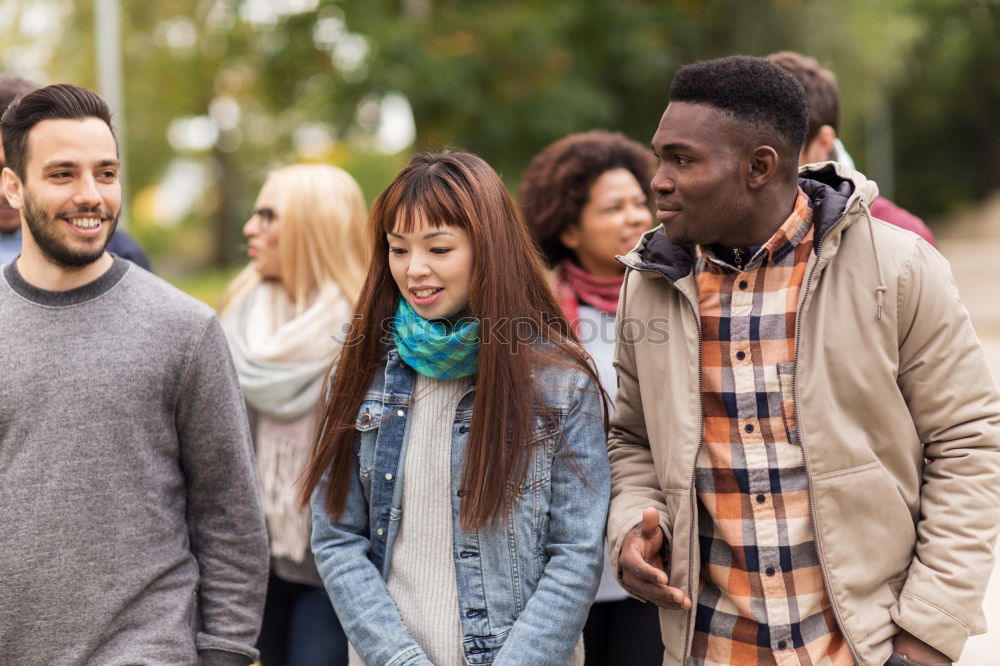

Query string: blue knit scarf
392 298 479 380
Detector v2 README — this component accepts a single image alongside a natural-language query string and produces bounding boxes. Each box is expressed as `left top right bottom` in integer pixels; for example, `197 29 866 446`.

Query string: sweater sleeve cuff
199 649 254 666
890 591 972 662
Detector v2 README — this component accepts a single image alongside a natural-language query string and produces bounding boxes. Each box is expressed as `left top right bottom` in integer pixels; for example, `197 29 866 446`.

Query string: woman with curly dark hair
520 130 664 665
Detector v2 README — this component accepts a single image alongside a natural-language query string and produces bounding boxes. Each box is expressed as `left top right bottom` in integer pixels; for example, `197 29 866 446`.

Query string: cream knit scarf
223 280 351 562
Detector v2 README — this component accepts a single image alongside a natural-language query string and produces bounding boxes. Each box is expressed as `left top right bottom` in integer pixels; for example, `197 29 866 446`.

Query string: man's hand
619 507 692 609
892 630 952 665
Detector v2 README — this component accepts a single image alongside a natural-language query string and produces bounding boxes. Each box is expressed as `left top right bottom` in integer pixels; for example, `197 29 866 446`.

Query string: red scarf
555 260 624 334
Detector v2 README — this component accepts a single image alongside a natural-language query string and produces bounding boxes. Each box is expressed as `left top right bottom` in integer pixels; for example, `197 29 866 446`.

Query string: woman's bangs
382 176 471 235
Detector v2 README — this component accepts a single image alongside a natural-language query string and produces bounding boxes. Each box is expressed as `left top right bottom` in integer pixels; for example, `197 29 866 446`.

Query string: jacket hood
624 162 879 279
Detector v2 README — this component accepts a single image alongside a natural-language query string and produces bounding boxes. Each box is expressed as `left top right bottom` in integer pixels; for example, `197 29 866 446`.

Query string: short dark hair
1 83 116 179
766 51 839 143
669 55 807 173
519 130 655 267
0 75 40 119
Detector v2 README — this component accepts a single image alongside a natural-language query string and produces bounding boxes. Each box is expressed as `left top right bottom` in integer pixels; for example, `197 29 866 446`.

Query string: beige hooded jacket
607 163 1000 665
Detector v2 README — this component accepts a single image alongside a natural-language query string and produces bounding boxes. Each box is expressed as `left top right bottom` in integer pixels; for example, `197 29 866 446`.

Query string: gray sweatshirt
0 257 269 666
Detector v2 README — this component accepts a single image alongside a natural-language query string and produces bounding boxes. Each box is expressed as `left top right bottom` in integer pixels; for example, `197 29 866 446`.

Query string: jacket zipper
681 298 703 665
619 258 704 664
791 200 863 665
732 247 749 270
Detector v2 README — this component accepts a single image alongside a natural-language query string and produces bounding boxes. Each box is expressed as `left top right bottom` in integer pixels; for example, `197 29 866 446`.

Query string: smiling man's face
2 117 121 267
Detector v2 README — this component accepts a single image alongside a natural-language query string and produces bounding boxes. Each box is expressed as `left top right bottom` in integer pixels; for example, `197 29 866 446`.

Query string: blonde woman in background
220 164 369 666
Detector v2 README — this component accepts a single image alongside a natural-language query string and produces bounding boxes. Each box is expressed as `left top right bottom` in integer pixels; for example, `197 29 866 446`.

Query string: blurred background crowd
1 0 997 305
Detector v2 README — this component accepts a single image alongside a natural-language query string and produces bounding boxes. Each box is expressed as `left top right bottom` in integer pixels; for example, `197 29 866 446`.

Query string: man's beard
23 190 118 268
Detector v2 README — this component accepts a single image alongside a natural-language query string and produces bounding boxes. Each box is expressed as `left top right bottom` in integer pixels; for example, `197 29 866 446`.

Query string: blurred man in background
767 51 936 246
0 73 153 268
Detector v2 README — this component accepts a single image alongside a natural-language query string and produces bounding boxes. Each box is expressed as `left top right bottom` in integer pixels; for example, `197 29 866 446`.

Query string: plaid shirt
690 190 853 665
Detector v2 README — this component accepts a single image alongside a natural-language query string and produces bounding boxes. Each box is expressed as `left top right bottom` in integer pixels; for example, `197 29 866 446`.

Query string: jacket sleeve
606 272 671 583
311 465 433 666
493 369 610 666
891 240 1000 661
175 317 269 665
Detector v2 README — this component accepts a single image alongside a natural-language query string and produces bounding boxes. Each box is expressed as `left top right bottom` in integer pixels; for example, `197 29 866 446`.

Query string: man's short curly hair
669 55 807 173
519 130 655 268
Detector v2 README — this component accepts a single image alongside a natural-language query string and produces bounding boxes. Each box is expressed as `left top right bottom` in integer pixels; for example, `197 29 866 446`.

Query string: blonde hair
220 164 369 314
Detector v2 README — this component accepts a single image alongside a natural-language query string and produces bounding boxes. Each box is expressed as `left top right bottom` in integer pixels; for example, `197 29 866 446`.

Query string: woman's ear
559 224 582 250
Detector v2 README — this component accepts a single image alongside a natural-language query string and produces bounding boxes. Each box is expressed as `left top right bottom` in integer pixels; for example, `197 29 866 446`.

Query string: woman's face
243 176 282 280
560 168 653 277
387 214 474 320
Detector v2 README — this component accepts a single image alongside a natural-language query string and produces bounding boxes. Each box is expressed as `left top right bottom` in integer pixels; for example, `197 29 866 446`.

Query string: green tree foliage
2 0 992 271
892 0 999 216
333 0 924 182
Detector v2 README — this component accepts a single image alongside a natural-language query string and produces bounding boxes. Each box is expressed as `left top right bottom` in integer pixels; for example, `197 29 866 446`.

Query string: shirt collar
701 188 813 271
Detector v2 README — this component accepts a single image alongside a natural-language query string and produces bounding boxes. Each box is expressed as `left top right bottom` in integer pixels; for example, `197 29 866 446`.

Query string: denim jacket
311 348 610 666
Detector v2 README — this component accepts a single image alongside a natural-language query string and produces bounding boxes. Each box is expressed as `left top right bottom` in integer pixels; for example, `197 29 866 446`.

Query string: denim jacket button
385 473 393 480
396 409 405 417
465 608 483 618
376 528 384 536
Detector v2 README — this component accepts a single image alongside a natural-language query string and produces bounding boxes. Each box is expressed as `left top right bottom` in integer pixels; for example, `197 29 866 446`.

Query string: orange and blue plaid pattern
690 190 853 665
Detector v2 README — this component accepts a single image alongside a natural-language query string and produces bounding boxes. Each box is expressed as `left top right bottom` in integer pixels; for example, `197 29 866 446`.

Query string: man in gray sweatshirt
0 84 269 665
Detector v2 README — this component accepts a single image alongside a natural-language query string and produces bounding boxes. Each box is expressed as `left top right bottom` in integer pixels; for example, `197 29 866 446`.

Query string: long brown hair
300 151 601 530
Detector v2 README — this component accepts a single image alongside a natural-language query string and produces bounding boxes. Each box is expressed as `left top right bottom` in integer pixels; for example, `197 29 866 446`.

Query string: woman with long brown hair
300 151 610 665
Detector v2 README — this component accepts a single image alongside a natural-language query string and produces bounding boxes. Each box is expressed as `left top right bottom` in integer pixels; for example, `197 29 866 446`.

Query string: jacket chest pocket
516 413 563 496
355 400 384 482
508 413 564 577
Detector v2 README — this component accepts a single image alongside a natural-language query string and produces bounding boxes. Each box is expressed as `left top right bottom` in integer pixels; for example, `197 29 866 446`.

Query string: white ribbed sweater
349 375 467 665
